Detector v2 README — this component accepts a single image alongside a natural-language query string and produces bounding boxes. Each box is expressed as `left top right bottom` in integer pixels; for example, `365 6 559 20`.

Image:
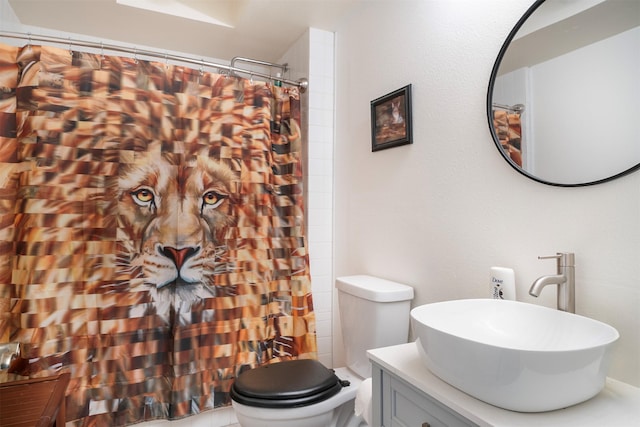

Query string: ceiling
7 0 361 63
498 0 640 75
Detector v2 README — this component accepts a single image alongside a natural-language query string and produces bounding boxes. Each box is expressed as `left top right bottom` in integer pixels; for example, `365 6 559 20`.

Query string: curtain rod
492 102 525 113
231 56 288 74
0 31 308 93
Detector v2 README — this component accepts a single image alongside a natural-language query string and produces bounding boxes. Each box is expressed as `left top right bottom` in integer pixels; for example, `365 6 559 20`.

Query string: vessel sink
410 299 619 412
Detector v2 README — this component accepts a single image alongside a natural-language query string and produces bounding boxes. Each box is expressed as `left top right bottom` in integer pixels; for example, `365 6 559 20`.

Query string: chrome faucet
529 252 575 313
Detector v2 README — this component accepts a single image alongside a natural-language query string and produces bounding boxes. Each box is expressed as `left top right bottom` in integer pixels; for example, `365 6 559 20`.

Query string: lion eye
202 191 226 208
131 188 155 207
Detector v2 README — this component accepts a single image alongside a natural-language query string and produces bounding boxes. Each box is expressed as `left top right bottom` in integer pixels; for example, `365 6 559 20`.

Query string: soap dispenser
490 266 516 300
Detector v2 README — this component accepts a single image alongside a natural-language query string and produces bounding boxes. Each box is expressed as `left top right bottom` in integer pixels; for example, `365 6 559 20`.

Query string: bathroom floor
136 406 239 427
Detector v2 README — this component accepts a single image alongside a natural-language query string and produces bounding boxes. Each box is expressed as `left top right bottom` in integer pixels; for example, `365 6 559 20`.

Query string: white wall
531 26 639 183
334 0 639 387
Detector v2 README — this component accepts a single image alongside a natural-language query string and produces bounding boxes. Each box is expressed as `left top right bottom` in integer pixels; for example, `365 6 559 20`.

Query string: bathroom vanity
368 342 640 427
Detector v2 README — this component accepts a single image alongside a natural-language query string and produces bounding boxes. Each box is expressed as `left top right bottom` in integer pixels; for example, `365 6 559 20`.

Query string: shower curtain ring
165 53 169 69
27 32 31 48
199 59 204 75
134 47 138 64
68 37 73 56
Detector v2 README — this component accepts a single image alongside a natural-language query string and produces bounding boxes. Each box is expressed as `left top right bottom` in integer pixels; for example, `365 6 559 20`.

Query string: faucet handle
538 252 575 267
538 254 562 260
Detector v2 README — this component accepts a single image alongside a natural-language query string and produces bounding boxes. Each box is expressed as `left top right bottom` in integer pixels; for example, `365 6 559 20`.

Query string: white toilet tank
336 275 414 378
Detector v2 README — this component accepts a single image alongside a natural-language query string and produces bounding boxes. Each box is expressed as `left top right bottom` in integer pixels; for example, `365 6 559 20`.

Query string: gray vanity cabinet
371 362 479 427
368 343 640 427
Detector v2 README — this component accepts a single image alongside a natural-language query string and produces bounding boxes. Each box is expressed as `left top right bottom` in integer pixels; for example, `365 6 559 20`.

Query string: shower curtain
0 43 316 425
492 109 522 167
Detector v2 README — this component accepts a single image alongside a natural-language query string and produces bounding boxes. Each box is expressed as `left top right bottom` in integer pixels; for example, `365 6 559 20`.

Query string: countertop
368 342 640 427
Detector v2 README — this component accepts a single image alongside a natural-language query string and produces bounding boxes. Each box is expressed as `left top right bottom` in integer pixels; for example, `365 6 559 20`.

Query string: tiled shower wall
279 28 336 368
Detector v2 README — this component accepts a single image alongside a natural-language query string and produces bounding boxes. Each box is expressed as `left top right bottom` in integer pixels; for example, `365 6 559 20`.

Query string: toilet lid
230 359 344 408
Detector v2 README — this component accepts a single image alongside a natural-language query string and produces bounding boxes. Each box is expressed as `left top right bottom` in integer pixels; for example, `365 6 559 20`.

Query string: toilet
231 275 414 427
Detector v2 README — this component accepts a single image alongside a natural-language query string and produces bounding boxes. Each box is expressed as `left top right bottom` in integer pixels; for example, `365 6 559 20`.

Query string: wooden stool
0 372 70 427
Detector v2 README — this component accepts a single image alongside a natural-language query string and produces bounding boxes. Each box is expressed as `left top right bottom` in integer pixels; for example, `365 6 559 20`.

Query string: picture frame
371 84 413 152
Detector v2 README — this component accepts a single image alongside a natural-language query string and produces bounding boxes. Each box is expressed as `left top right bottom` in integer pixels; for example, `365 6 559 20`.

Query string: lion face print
114 144 237 314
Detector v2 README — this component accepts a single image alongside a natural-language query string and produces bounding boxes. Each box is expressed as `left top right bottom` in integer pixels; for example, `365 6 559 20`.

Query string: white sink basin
411 299 619 412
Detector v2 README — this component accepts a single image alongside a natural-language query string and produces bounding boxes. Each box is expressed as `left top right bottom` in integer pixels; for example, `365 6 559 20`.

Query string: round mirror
487 0 640 187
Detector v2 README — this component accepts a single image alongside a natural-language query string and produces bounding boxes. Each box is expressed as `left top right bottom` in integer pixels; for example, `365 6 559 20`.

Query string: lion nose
160 246 199 271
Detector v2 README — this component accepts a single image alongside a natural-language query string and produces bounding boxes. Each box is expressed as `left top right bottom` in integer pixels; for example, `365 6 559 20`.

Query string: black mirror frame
486 0 640 187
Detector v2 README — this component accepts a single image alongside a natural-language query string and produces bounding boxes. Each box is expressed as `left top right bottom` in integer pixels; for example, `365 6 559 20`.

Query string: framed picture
371 84 413 152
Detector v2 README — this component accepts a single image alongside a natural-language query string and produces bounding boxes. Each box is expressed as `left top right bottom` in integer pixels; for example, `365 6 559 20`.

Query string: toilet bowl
230 275 414 427
232 364 364 427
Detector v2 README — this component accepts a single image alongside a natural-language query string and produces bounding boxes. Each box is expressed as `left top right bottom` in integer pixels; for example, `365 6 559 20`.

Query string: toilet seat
230 359 346 408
